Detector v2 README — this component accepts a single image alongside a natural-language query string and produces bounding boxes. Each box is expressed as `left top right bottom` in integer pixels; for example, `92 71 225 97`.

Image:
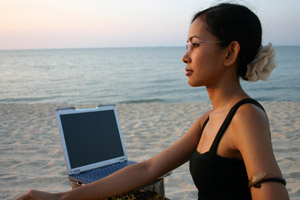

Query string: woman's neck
206 80 249 112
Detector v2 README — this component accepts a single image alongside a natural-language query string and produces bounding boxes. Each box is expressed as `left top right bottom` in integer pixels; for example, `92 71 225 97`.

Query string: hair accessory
245 43 276 82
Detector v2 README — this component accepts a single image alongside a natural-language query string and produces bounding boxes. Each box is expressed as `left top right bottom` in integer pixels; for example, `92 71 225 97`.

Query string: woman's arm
17 113 209 200
232 104 290 200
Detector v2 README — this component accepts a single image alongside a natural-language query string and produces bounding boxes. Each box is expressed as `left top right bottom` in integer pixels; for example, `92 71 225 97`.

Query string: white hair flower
245 43 276 82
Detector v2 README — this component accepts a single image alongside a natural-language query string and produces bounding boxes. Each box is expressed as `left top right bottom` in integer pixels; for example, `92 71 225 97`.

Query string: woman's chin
187 79 203 87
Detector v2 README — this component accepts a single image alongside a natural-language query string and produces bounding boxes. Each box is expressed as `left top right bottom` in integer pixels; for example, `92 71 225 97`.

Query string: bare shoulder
198 109 212 126
234 102 267 122
230 102 272 166
232 102 269 138
186 109 212 136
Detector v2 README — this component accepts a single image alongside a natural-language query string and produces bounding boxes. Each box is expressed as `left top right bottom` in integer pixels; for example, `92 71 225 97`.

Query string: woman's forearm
61 161 155 200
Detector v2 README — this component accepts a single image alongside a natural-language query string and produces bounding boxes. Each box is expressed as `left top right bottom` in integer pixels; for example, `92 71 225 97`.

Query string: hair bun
245 43 276 82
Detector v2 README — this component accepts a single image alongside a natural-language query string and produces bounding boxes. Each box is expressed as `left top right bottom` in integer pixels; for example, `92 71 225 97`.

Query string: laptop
56 105 136 184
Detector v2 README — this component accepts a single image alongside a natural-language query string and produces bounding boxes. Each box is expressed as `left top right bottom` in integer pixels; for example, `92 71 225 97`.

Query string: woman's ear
224 41 240 67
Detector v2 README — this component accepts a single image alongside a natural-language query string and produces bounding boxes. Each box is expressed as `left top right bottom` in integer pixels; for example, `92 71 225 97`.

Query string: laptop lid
56 105 128 175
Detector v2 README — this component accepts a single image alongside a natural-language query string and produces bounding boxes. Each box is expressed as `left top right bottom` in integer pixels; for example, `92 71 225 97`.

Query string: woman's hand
16 190 62 200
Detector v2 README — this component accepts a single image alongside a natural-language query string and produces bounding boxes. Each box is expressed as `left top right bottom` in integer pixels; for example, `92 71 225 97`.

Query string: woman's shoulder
198 109 212 125
230 100 271 147
186 109 212 137
234 100 267 124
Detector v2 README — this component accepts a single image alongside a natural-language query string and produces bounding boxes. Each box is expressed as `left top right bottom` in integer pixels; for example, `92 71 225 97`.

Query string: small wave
119 98 165 104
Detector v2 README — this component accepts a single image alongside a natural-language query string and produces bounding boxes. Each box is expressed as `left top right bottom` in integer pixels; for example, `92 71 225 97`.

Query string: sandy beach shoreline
1 102 299 199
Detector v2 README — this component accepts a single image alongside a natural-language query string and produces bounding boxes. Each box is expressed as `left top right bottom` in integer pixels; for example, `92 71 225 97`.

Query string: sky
1 0 299 50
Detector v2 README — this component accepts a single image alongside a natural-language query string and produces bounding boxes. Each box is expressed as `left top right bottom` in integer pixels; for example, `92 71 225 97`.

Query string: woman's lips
185 69 193 76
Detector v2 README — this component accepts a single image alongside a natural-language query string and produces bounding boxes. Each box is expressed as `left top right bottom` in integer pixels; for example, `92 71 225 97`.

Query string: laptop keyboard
72 161 136 183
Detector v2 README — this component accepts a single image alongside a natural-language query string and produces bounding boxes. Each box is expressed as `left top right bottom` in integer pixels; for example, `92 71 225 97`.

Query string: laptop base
69 161 136 184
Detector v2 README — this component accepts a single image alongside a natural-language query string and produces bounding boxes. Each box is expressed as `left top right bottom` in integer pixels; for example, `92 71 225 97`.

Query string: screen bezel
56 106 128 175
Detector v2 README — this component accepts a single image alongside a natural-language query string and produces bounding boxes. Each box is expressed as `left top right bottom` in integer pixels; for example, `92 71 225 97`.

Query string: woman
17 3 289 200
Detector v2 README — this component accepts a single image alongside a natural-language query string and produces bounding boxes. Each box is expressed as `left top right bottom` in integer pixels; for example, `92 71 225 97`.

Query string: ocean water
0 46 299 104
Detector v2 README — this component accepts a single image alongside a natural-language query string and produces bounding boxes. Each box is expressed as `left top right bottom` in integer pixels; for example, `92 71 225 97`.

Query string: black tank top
189 99 265 200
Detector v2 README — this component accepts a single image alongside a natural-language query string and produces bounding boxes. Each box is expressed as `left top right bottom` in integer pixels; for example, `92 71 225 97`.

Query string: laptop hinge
119 158 125 162
74 170 80 175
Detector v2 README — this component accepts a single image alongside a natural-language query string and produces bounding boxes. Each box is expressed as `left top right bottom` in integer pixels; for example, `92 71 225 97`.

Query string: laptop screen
60 109 125 169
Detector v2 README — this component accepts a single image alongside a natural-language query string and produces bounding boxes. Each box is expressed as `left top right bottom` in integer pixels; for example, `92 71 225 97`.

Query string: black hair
192 3 262 80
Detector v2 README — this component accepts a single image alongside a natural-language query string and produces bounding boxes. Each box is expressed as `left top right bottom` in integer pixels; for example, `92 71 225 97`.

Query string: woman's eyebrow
188 35 202 42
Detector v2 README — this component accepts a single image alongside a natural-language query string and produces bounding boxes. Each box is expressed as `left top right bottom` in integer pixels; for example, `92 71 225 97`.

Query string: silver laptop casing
56 105 129 176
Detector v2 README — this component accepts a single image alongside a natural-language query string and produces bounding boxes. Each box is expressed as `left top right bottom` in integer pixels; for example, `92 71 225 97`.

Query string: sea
0 46 299 104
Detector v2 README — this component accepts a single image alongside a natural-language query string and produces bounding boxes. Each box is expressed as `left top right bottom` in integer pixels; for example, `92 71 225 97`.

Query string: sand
0 102 299 200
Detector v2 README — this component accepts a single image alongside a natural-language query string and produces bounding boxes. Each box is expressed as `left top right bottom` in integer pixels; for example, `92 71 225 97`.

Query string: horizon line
1 44 299 51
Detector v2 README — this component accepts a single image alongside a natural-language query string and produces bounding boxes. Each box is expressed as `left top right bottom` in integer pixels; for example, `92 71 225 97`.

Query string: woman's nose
182 52 191 64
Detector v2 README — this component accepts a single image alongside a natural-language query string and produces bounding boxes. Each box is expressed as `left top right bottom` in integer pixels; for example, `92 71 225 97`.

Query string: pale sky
1 0 299 50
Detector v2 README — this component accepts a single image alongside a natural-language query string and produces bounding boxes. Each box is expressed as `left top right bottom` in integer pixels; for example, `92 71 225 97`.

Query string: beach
1 102 299 199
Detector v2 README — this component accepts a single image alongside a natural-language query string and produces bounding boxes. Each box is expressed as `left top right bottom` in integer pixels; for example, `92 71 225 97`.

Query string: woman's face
182 17 226 87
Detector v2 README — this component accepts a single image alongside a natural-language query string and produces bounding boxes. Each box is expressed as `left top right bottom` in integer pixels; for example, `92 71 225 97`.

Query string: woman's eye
192 42 200 48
